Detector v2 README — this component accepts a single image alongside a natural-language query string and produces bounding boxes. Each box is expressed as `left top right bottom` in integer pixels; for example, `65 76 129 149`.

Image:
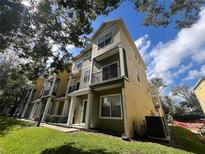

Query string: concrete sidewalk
19 118 79 133
41 123 79 133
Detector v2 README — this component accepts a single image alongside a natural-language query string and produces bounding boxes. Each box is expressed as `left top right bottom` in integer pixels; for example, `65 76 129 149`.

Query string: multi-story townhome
193 77 205 114
148 83 164 116
23 19 159 139
21 78 44 119
22 70 71 122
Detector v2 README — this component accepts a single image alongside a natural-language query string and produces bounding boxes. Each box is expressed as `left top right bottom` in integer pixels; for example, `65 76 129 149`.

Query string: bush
46 115 67 123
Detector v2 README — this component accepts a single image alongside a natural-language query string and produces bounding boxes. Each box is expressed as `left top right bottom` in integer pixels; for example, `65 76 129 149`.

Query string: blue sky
71 1 205 94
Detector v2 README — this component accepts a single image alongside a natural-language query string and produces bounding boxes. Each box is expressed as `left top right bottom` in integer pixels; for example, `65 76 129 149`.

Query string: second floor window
83 70 90 83
75 60 83 70
98 32 112 49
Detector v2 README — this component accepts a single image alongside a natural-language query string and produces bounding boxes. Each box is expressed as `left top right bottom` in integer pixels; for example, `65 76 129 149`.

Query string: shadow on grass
41 142 119 154
0 116 32 135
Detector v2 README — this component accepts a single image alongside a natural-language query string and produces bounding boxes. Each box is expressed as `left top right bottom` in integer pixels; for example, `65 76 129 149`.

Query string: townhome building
148 83 164 116
194 77 205 114
22 19 160 138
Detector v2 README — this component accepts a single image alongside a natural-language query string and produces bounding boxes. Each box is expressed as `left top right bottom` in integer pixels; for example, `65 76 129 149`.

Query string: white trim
81 99 88 124
83 69 90 83
99 93 122 120
97 32 113 50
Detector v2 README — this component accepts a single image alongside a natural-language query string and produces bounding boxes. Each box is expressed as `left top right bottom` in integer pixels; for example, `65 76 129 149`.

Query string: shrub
46 115 67 123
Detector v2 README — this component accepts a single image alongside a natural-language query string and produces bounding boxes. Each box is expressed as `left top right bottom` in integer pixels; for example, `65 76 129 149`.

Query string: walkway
19 118 79 133
41 123 80 133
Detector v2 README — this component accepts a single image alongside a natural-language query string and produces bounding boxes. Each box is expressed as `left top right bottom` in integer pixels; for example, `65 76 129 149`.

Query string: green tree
0 53 31 116
1 0 204 79
172 85 202 111
150 77 167 89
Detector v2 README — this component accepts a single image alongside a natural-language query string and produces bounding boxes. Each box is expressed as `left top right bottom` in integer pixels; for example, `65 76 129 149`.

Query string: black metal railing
42 89 50 96
67 84 80 93
92 65 120 84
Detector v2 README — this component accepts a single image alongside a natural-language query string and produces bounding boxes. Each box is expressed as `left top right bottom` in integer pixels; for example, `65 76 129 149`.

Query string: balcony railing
67 84 80 93
91 65 120 84
43 89 50 96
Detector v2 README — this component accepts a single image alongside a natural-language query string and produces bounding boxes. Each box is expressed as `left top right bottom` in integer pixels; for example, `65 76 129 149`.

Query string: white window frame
83 69 90 83
98 32 113 49
99 93 122 120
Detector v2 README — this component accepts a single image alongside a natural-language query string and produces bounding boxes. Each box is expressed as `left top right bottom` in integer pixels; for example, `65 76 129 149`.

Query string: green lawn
171 126 205 154
0 117 193 154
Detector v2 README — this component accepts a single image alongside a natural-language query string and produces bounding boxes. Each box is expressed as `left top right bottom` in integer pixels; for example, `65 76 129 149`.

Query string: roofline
91 18 122 41
72 45 92 60
91 18 146 69
193 77 205 90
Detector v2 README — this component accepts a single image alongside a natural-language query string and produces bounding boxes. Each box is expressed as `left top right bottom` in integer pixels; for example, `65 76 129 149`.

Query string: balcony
91 63 121 85
42 89 50 96
67 84 80 94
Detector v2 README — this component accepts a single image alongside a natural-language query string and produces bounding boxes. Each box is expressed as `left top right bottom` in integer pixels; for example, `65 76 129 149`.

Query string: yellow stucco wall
32 78 44 100
56 71 70 97
194 80 205 114
119 24 156 138
91 88 124 133
92 22 121 59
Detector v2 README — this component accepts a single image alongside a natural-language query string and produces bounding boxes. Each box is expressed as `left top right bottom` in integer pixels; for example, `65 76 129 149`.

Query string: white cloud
146 8 205 84
173 63 193 77
184 64 205 80
135 34 151 63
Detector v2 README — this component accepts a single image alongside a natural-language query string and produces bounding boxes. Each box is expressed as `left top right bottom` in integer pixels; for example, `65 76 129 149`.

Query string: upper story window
98 32 112 49
75 60 83 70
84 52 91 61
83 70 90 83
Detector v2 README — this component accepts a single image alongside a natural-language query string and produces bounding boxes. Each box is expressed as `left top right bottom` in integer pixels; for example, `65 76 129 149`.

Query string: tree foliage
1 0 204 79
150 77 167 89
0 53 31 116
172 85 202 111
132 0 204 29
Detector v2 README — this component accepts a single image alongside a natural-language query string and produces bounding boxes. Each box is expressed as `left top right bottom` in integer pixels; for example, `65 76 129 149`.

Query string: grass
171 126 205 154
0 116 193 154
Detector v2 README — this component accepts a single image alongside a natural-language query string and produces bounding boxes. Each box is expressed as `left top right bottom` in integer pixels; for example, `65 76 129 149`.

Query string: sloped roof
91 18 146 69
193 77 205 90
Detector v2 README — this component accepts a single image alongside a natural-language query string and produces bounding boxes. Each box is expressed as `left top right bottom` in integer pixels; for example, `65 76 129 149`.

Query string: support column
42 97 52 121
67 96 76 126
66 75 73 94
85 92 93 129
121 88 130 138
21 103 29 118
62 100 69 116
21 89 34 118
88 59 94 85
49 76 57 96
29 103 37 119
119 45 125 77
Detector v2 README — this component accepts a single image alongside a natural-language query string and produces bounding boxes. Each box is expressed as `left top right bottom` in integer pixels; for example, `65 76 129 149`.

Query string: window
100 94 122 119
75 60 83 70
98 37 105 49
137 75 140 82
83 70 90 83
98 32 112 49
105 33 112 45
84 52 91 61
